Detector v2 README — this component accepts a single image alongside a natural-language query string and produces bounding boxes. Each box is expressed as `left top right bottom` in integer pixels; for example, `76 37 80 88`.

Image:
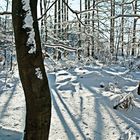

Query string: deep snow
0 61 140 140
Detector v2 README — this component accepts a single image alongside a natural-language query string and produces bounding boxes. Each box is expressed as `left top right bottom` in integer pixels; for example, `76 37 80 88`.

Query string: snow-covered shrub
120 58 140 71
132 59 140 71
113 94 135 110
102 82 116 92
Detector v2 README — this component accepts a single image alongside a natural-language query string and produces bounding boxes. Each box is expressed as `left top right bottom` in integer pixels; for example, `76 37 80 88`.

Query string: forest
0 0 140 140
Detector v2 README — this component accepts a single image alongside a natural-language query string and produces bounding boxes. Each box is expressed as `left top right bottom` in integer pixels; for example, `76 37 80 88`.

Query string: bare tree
85 0 88 24
4 0 10 31
43 0 48 42
91 0 96 57
132 0 138 56
121 0 125 56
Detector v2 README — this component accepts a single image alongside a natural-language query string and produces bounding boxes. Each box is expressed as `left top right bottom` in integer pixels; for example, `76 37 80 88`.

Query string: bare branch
0 11 12 15
62 0 90 27
45 44 77 52
114 14 140 19
38 0 58 20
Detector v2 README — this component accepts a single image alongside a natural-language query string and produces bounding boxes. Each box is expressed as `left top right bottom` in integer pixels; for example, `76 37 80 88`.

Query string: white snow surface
0 61 140 140
22 0 36 54
35 67 43 80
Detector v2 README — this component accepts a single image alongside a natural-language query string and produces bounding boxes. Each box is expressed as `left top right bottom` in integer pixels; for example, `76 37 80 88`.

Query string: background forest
0 0 140 68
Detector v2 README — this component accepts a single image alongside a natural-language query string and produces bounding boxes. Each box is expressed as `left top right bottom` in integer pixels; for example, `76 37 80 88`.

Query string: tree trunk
91 0 95 57
58 0 61 36
85 0 88 24
132 0 137 56
54 0 58 59
57 0 62 60
110 0 115 54
78 0 82 60
54 0 57 34
87 0 90 24
43 0 48 42
5 0 9 31
121 0 124 56
12 0 51 140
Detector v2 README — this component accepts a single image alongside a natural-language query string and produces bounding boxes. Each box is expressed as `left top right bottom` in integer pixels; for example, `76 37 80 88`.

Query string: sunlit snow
22 0 36 54
35 67 43 80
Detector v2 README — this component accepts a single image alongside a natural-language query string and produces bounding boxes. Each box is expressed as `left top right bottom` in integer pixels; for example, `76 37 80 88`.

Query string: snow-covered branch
114 14 140 19
45 44 77 52
22 0 36 54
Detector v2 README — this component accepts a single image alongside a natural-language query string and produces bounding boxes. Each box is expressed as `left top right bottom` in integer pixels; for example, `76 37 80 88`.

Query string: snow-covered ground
0 61 140 140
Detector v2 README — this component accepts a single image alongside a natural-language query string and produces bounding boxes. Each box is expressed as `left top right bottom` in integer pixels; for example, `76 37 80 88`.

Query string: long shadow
51 92 76 140
80 96 83 118
71 66 140 135
55 91 87 140
48 67 140 139
103 94 140 136
76 76 125 139
68 67 105 139
114 111 140 135
0 128 23 140
81 82 140 137
93 98 104 140
48 73 87 140
48 73 76 139
99 87 140 135
0 79 19 120
101 102 123 133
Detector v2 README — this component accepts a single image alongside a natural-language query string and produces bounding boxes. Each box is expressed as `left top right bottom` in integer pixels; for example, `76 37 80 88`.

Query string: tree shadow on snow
81 81 140 139
48 73 87 140
48 67 140 140
0 79 19 120
67 66 140 139
0 128 23 140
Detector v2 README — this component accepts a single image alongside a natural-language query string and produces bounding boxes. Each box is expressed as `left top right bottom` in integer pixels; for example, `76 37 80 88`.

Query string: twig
62 0 90 27
38 0 58 20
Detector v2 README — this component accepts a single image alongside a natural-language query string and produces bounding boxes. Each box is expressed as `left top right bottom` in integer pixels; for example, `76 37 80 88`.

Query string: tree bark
110 0 115 54
12 0 51 140
121 0 124 56
85 0 88 24
132 0 137 56
91 0 95 57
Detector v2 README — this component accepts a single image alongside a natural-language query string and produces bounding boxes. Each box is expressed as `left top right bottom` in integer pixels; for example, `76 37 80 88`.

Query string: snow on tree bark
12 0 51 139
22 0 36 54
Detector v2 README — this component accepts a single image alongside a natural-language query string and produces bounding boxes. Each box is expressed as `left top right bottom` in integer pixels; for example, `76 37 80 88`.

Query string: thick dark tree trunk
12 0 51 140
